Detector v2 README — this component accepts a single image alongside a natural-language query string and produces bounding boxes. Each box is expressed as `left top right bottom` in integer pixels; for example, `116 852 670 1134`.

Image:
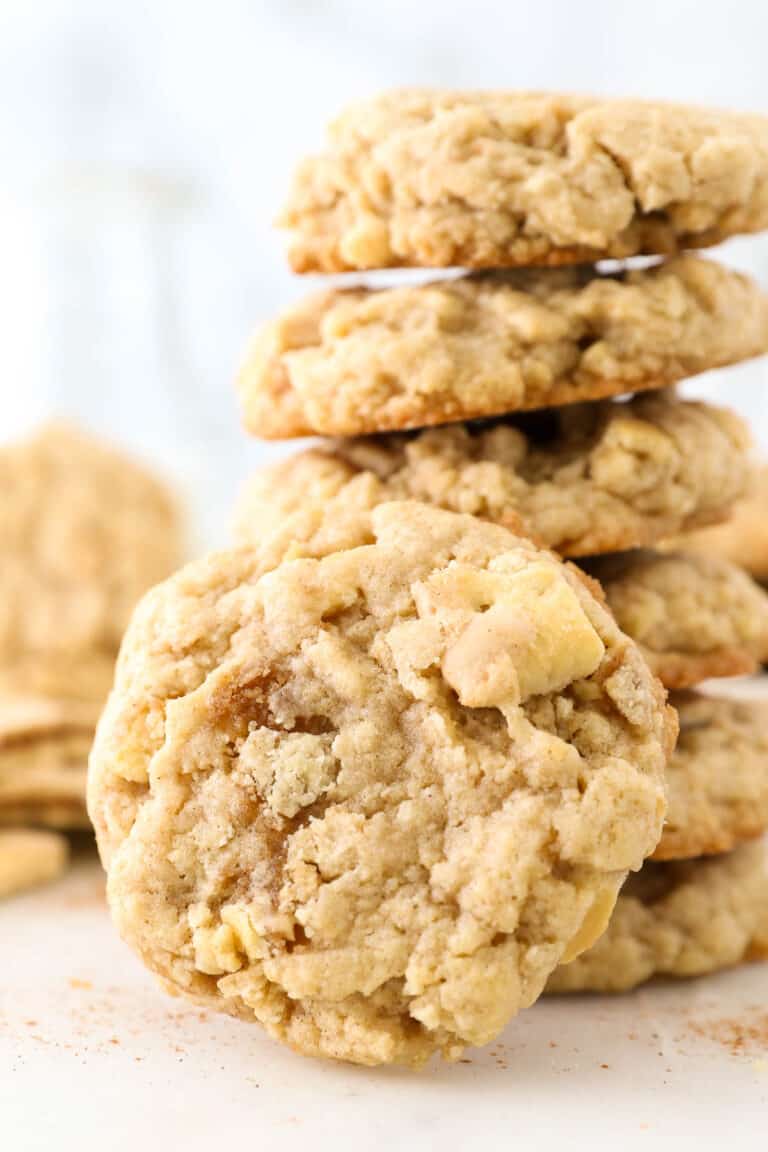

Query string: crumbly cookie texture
653 693 768 862
581 551 768 689
0 422 183 661
238 258 768 438
0 828 69 900
281 90 768 272
547 841 768 993
90 501 672 1067
671 465 768 583
233 394 752 561
0 732 92 829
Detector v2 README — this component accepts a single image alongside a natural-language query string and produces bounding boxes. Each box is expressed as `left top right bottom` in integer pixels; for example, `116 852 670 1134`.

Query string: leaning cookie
0 828 69 900
581 551 768 689
90 501 673 1067
281 90 768 272
546 841 768 993
652 693 768 862
233 394 752 560
238 258 768 438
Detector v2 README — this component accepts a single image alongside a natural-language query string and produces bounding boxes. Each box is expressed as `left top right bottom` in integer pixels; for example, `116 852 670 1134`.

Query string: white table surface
3 680 768 1152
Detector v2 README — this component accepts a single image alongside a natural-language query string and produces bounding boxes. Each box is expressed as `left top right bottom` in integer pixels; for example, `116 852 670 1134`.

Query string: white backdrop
1 0 767 547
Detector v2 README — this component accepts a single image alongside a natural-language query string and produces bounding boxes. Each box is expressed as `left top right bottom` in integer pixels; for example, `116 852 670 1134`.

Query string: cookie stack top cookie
279 91 768 272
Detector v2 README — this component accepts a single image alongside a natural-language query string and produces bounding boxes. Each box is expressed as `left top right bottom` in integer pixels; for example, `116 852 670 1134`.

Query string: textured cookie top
238 257 768 438
0 423 183 661
655 692 768 861
547 841 768 993
90 501 672 1067
582 551 768 689
233 394 752 560
281 90 768 272
673 465 768 582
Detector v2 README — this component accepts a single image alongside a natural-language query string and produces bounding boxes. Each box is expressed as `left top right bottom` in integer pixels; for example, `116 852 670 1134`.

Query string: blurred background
2 0 767 548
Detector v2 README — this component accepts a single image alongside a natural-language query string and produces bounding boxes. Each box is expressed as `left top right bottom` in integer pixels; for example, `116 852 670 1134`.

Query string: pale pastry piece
0 422 183 662
547 841 768 993
0 691 101 743
670 465 768 584
233 394 752 560
0 651 117 711
281 89 768 272
238 257 768 438
653 693 768 861
0 828 69 900
89 501 673 1067
0 732 92 829
581 551 768 689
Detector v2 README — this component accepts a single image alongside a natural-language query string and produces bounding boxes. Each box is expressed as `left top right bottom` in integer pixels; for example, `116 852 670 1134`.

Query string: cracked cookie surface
281 89 768 272
653 693 768 861
89 501 672 1066
582 551 768 689
233 394 751 560
238 257 768 438
547 841 768 992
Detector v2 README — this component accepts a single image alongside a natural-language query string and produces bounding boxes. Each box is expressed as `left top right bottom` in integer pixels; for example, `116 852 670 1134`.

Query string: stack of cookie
0 422 182 892
234 92 768 996
88 90 768 1069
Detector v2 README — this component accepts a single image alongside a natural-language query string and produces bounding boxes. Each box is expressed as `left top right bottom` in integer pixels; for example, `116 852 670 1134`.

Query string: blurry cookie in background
671 465 768 585
0 827 69 900
0 422 184 836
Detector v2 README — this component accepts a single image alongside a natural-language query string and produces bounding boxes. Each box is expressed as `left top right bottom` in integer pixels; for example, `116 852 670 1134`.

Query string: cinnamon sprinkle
689 1011 768 1056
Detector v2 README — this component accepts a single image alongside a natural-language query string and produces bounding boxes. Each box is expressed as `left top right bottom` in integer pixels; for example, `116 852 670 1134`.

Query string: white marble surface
1 843 767 1152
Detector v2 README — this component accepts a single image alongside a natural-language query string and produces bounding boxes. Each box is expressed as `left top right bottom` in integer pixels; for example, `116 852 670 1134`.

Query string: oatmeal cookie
238 258 768 438
671 465 768 584
582 551 768 689
233 394 751 560
90 501 672 1066
0 422 183 661
653 693 768 861
547 841 768 992
0 828 69 900
281 90 768 272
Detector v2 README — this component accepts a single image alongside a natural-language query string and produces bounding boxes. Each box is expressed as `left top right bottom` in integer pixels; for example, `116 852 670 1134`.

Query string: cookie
0 732 92 829
652 693 768 862
671 465 768 584
238 257 768 438
546 841 768 993
233 394 751 560
280 90 768 272
89 501 673 1067
0 691 102 742
0 828 69 900
581 551 768 689
0 422 183 661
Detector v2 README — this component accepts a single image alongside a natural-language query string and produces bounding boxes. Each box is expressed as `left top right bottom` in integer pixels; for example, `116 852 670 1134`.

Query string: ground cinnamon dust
689 1011 768 1056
